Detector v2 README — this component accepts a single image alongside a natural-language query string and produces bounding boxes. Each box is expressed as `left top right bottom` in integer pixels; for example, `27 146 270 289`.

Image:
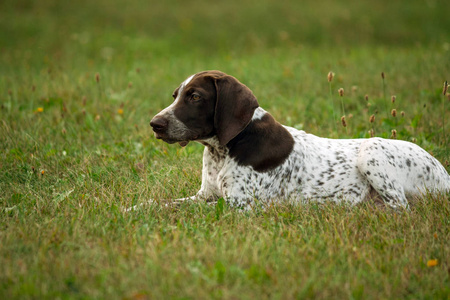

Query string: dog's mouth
162 138 190 147
154 133 190 147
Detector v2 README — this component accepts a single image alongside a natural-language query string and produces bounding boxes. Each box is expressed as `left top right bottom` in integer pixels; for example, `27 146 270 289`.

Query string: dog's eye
192 94 201 101
172 88 180 99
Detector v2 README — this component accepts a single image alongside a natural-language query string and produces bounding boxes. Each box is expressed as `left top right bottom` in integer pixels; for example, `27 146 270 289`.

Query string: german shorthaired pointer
148 70 450 210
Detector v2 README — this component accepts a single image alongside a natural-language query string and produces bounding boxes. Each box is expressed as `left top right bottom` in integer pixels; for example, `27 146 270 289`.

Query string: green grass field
1 0 450 299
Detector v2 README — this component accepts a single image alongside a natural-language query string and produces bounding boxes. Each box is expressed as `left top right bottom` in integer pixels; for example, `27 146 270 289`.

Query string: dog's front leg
124 190 218 212
123 195 196 212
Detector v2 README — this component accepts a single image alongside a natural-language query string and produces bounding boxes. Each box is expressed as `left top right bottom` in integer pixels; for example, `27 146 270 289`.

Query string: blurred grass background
2 0 449 142
1 0 450 299
2 0 450 55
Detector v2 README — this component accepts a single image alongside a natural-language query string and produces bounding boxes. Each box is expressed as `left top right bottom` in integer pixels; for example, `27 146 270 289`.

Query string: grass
2 199 450 299
1 0 450 298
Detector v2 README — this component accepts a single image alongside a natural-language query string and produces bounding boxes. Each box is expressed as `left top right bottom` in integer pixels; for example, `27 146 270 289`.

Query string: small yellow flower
37 107 44 113
427 259 438 267
117 108 124 115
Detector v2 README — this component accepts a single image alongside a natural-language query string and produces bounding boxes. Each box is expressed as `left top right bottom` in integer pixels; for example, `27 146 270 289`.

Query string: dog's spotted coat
148 70 450 210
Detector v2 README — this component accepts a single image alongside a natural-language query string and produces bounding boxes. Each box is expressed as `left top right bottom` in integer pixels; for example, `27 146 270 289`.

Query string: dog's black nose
150 116 168 133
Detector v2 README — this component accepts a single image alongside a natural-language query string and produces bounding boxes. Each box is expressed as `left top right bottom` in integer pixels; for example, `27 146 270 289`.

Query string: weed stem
381 72 389 119
443 81 448 147
328 77 337 131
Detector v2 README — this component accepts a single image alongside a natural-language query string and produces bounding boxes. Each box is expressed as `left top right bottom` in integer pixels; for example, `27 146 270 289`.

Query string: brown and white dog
145 70 450 210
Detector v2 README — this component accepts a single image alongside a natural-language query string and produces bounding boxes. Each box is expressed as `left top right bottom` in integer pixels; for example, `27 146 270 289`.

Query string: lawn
1 0 449 299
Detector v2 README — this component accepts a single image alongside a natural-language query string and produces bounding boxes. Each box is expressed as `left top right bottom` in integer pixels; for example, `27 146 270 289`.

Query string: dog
147 70 450 210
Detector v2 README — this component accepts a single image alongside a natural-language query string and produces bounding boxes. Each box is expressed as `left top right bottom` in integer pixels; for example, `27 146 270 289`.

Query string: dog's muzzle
150 116 168 139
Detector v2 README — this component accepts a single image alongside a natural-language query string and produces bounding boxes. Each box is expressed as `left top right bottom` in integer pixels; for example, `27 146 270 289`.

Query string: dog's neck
198 107 294 172
198 136 229 160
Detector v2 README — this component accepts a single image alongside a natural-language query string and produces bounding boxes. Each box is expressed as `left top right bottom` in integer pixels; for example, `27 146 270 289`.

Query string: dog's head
150 71 259 146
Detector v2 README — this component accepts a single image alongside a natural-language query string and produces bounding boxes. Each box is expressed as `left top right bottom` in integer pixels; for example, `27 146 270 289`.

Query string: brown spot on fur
227 113 294 172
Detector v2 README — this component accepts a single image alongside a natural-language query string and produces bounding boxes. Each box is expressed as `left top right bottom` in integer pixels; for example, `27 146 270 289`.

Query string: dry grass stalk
327 72 334 82
391 129 397 139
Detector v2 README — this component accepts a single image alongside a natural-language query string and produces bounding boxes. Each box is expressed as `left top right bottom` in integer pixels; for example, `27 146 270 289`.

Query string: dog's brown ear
213 75 259 146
